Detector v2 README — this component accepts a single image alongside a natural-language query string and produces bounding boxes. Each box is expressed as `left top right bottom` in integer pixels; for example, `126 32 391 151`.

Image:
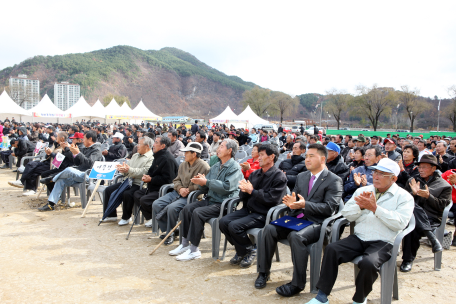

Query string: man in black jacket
9 136 36 168
133 136 179 224
219 144 287 268
191 120 199 135
255 144 343 296
326 142 350 181
38 131 102 211
123 128 136 153
102 132 127 161
279 142 307 190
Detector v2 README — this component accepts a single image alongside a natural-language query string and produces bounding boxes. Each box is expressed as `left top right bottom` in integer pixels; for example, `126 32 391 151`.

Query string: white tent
65 96 105 119
0 90 31 120
119 102 133 117
209 106 239 123
237 105 270 128
104 98 124 118
131 100 161 121
91 99 106 117
30 94 70 119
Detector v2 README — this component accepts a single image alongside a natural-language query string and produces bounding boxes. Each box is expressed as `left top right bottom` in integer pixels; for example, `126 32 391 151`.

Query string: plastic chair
271 199 345 294
177 189 237 259
434 203 452 270
235 151 247 162
16 149 48 180
176 155 185 164
148 183 175 230
331 215 416 304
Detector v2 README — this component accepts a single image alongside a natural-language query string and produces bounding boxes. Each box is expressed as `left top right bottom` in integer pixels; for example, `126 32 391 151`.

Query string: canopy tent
209 106 247 128
237 105 270 128
0 90 31 121
119 102 134 118
64 96 105 119
131 100 162 121
30 94 70 119
91 99 107 117
104 98 124 118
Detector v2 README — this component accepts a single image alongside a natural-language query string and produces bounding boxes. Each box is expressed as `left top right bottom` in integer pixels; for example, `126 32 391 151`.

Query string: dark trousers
316 235 393 303
219 208 265 256
21 161 50 191
1 150 12 165
134 189 160 220
402 204 439 262
181 199 221 247
258 222 321 289
103 182 139 219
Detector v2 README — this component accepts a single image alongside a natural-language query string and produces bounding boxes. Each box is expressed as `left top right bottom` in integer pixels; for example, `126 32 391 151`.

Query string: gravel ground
0 169 454 304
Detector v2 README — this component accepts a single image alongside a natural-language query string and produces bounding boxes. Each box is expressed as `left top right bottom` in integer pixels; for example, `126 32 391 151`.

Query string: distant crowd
1 117 455 304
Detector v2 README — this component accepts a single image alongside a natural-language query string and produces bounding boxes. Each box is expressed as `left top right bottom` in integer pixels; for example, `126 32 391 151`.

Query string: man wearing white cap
102 132 127 161
306 158 414 304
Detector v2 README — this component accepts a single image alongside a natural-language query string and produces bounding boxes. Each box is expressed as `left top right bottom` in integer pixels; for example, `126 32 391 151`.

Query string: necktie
308 175 316 196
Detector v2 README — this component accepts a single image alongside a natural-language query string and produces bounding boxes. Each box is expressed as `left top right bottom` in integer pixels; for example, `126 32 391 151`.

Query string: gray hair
157 135 171 148
287 135 293 139
139 136 153 149
438 140 447 148
58 131 68 142
223 139 238 158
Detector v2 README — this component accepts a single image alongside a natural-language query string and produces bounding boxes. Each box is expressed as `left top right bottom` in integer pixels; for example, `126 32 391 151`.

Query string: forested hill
0 46 256 116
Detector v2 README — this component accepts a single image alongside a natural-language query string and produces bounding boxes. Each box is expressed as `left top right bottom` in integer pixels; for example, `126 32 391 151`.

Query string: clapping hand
354 191 377 212
353 172 362 186
142 174 152 183
439 155 444 164
282 192 306 209
380 153 387 159
448 173 456 185
360 174 367 186
116 163 130 173
240 162 250 171
238 179 254 194
69 143 80 155
398 160 405 172
409 178 421 196
417 184 430 198
191 173 207 186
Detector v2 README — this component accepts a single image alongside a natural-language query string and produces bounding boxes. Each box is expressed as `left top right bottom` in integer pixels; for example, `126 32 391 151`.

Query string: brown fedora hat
417 154 441 170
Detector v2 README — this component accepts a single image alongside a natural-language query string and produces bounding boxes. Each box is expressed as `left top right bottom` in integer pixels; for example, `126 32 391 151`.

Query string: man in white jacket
306 158 414 304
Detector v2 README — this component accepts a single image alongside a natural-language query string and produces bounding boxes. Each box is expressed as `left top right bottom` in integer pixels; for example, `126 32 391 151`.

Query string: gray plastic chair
434 203 452 270
271 199 345 294
235 151 247 162
149 183 175 232
331 215 416 304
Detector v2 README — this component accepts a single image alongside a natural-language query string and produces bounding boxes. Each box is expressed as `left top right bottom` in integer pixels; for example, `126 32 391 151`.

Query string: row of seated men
8 130 452 304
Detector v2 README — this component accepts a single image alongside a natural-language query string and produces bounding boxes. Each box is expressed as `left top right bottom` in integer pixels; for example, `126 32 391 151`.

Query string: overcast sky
1 1 455 98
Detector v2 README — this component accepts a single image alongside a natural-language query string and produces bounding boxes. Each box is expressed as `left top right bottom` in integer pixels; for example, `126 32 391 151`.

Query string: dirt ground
0 169 454 304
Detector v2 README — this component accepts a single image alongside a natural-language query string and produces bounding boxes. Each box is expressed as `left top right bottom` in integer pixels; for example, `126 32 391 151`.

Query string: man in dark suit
255 144 343 297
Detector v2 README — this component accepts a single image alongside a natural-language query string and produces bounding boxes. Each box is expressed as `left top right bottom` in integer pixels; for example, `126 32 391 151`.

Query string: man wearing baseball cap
306 158 414 304
383 138 402 162
400 154 452 272
102 132 127 162
325 142 350 181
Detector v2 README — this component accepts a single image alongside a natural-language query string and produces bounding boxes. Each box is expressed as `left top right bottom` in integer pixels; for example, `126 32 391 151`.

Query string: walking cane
36 184 46 198
126 205 142 240
150 221 181 255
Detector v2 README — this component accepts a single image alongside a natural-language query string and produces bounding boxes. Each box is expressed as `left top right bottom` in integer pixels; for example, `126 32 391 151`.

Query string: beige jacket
210 140 220 157
124 150 154 186
173 158 210 193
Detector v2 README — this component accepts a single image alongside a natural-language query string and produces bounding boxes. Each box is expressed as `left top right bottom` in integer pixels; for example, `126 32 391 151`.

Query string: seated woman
396 144 419 188
348 147 365 171
240 143 261 179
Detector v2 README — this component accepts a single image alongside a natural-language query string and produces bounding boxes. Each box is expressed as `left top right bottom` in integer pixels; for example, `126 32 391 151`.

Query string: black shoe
254 272 270 289
164 234 175 246
230 253 244 265
159 234 166 240
240 248 257 268
174 228 179 237
276 282 304 297
400 261 413 272
38 203 55 212
452 235 456 247
12 169 17 172
425 230 443 253
40 176 54 185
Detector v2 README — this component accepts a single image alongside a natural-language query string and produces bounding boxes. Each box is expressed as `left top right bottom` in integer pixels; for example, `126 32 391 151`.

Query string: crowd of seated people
1 118 455 303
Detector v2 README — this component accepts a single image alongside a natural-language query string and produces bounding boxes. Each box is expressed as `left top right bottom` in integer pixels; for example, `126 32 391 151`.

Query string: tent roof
104 98 123 116
0 90 31 116
65 96 105 118
30 94 67 116
209 106 239 122
131 100 161 119
119 102 133 116
91 99 106 117
237 105 269 125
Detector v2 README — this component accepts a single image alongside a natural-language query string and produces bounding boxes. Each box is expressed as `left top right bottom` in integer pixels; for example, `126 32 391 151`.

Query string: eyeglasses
373 170 394 178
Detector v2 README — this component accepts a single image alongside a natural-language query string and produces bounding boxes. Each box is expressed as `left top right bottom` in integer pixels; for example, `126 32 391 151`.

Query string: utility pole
437 99 441 131
396 104 400 131
319 102 323 127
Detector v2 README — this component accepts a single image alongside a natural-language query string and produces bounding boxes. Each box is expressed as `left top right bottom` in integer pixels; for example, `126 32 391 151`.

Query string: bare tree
270 91 298 123
241 86 276 118
398 85 429 132
350 84 396 131
325 89 352 130
5 82 40 108
445 85 456 131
